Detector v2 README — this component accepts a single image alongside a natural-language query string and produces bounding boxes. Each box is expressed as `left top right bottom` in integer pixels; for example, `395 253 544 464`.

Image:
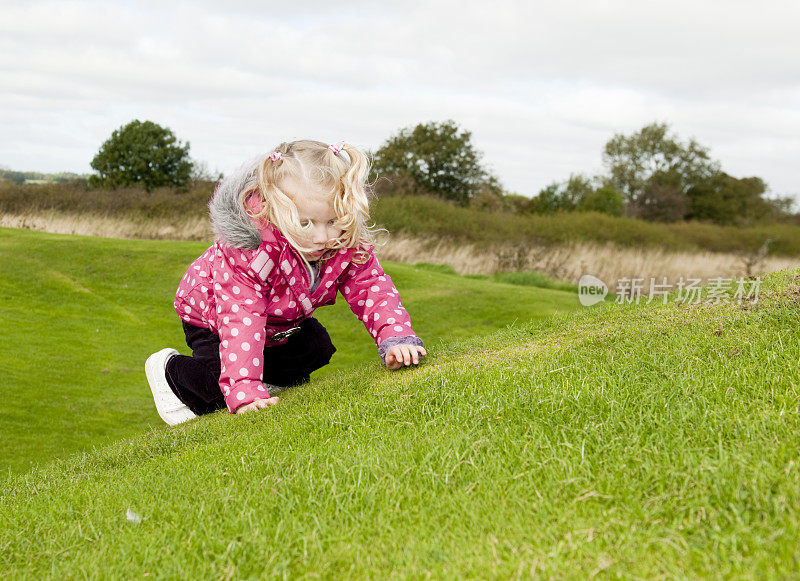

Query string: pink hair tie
268 151 283 162
328 141 345 155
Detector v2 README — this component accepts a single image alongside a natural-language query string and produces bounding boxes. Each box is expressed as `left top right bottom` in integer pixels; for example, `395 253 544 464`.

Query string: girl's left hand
235 396 280 414
385 345 427 370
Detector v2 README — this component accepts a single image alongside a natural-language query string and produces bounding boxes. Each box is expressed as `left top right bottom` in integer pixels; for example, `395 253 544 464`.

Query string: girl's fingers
402 345 411 365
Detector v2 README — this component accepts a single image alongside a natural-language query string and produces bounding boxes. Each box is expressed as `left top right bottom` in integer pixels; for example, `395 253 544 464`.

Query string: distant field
1 264 797 577
1 181 799 255
0 227 579 475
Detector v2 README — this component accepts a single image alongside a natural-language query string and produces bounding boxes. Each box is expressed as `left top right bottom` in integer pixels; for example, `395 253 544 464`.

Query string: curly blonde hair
245 140 379 263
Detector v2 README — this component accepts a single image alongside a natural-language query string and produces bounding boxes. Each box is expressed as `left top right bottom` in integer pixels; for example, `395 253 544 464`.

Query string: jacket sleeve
338 246 423 360
212 243 273 412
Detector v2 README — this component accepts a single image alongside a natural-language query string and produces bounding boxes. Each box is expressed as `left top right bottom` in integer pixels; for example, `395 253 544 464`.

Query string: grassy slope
0 227 577 475
1 264 798 577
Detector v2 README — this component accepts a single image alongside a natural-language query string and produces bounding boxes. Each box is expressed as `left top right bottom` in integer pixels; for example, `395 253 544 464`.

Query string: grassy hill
0 247 797 576
0 227 578 475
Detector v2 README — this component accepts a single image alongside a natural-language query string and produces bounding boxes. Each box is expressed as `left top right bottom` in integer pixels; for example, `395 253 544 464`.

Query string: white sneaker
145 348 196 426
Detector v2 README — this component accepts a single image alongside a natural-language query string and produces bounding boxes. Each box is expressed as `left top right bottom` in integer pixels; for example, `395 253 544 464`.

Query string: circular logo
578 274 608 306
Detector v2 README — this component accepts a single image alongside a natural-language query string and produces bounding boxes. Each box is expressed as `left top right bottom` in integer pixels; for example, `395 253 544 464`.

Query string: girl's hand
385 345 427 370
235 396 280 415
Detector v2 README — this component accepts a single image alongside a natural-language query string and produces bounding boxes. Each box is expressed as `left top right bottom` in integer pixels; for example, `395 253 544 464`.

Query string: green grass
0 228 798 576
0 227 578 475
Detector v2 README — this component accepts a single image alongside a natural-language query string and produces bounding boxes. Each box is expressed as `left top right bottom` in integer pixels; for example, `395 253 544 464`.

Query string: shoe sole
145 349 196 426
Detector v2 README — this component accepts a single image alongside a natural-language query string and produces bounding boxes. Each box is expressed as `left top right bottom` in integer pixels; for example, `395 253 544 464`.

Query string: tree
529 174 595 214
89 120 192 191
602 122 718 209
577 186 625 216
371 120 494 205
686 173 770 226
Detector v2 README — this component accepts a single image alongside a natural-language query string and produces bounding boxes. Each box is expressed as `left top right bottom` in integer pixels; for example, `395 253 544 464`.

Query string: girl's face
282 176 342 260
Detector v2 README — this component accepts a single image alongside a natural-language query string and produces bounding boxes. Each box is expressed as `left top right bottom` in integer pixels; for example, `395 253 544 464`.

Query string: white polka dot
228 258 235 266
344 286 350 295
388 317 396 324
254 333 261 341
365 299 374 307
182 315 190 322
275 309 282 315
257 385 265 391
232 286 241 294
200 301 205 309
358 300 364 306
184 306 191 313
223 316 230 324
236 391 245 400
214 283 222 290
371 269 378 275
229 353 237 361
201 286 208 293
288 301 296 308
371 329 377 337
243 317 252 326
245 299 253 305
221 294 229 301
242 342 251 351
394 325 404 332
370 285 380 292
272 296 280 302
289 277 296 285
231 328 239 336
252 358 260 366
326 281 334 287
380 301 387 306
200 271 208 277
216 306 222 314
222 386 230 396
223 272 229 281
231 304 240 313
379 276 386 281
222 340 229 348
325 266 333 274
374 313 380 320
239 368 249 376
254 283 261 291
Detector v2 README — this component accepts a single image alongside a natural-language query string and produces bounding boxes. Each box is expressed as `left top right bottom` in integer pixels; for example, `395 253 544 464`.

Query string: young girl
145 140 426 425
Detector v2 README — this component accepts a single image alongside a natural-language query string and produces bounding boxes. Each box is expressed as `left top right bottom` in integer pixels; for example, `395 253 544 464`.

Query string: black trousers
165 317 336 415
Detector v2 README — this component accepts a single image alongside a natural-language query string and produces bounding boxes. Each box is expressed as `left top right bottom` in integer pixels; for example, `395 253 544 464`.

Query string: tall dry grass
0 211 211 241
375 235 798 292
2 210 796 293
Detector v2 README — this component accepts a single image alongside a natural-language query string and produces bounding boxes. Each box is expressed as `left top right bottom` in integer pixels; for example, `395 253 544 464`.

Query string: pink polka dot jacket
173 170 422 412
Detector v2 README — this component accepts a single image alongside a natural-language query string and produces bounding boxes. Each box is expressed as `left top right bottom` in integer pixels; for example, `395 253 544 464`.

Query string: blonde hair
246 140 379 267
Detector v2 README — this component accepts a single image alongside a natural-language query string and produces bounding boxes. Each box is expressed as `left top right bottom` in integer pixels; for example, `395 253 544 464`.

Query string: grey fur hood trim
208 155 265 250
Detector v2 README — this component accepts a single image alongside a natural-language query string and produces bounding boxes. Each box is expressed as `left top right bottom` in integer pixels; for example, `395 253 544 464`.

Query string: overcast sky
2 0 799 200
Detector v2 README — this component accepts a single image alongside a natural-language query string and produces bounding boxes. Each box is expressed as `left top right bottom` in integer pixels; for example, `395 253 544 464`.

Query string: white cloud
0 0 798 198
